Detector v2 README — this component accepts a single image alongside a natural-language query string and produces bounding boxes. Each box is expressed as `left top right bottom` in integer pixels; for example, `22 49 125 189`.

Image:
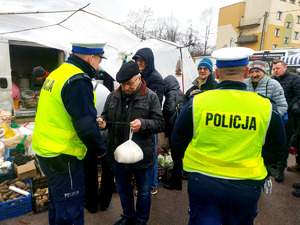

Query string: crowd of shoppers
32 43 300 225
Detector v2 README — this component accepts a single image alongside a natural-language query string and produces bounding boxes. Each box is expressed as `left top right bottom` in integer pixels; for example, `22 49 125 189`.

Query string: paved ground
2 156 300 225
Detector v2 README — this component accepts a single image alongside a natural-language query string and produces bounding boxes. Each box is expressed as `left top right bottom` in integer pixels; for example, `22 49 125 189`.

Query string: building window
298 1 300 5
277 11 282 20
275 28 280 36
297 16 300 23
281 0 286 1
294 31 299 40
273 44 278 49
230 38 234 47
290 0 295 3
284 37 289 44
286 21 292 28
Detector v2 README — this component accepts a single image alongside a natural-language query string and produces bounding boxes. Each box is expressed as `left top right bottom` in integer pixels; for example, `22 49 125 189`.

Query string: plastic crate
0 158 15 183
4 147 26 161
158 165 174 181
31 176 49 213
0 179 32 221
158 165 167 180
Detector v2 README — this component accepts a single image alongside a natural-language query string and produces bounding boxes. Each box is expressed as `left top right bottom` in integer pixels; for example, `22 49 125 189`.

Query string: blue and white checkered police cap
71 43 106 59
212 47 254 68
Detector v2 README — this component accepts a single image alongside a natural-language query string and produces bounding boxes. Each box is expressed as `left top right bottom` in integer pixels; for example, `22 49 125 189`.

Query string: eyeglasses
120 76 140 87
198 67 208 71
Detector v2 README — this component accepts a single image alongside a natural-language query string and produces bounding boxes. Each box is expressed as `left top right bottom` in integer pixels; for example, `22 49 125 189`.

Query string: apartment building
216 0 300 50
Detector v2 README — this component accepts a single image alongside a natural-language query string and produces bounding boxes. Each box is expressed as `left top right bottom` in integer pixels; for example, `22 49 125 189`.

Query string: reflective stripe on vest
183 89 271 180
32 63 90 159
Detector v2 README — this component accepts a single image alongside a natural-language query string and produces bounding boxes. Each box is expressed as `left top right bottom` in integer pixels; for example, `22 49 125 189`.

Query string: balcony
236 35 258 43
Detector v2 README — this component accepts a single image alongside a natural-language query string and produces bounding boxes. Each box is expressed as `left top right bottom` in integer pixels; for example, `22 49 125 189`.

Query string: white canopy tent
0 0 197 93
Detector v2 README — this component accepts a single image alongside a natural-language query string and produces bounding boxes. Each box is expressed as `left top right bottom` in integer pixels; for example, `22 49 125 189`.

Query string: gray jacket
244 75 287 116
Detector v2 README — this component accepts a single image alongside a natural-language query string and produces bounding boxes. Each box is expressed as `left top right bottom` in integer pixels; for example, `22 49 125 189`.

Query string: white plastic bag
114 130 143 164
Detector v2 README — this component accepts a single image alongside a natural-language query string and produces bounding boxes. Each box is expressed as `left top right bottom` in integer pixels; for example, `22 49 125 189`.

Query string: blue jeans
188 173 261 225
114 164 152 222
38 155 85 225
151 134 158 190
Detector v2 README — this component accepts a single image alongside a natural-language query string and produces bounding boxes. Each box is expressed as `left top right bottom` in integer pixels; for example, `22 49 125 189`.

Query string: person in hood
162 75 187 140
133 48 164 105
162 75 187 191
133 48 164 195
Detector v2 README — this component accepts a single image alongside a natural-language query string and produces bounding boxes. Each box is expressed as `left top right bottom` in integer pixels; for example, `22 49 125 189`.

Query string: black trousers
83 151 115 212
277 115 296 170
168 152 182 186
98 155 114 211
83 149 99 213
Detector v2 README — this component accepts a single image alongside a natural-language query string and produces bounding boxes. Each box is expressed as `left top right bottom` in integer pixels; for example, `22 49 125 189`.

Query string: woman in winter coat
162 75 187 191
185 58 218 99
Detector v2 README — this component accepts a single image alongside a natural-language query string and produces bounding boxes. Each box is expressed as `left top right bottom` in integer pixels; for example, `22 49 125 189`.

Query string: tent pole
179 47 184 93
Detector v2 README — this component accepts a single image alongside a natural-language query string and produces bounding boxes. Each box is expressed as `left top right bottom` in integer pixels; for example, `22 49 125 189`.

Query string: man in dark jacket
185 58 218 98
133 48 164 195
133 48 164 105
98 61 164 225
171 47 285 225
271 60 300 182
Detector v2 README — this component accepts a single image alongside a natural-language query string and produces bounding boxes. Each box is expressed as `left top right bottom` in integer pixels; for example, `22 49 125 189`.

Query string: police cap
212 47 254 68
72 43 106 59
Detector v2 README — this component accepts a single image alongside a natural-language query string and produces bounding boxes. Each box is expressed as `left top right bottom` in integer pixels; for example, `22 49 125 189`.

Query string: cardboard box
14 161 37 179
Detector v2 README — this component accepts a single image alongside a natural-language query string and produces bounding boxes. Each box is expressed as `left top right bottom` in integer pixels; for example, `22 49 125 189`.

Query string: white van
0 39 12 111
0 39 64 114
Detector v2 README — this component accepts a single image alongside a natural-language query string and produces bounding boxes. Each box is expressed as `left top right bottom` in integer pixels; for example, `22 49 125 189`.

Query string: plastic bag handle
129 130 133 140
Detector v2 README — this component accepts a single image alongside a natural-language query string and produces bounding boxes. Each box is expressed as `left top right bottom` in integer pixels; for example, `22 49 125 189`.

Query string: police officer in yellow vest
32 43 107 225
170 47 286 225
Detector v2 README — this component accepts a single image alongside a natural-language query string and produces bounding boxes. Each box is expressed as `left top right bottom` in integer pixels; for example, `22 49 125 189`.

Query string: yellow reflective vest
32 63 90 159
183 89 272 180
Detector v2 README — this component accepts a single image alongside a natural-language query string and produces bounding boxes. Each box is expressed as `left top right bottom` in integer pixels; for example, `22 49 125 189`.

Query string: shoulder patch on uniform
67 73 91 84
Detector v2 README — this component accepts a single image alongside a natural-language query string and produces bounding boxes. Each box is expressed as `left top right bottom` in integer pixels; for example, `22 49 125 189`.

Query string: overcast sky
83 0 241 46
86 0 242 28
